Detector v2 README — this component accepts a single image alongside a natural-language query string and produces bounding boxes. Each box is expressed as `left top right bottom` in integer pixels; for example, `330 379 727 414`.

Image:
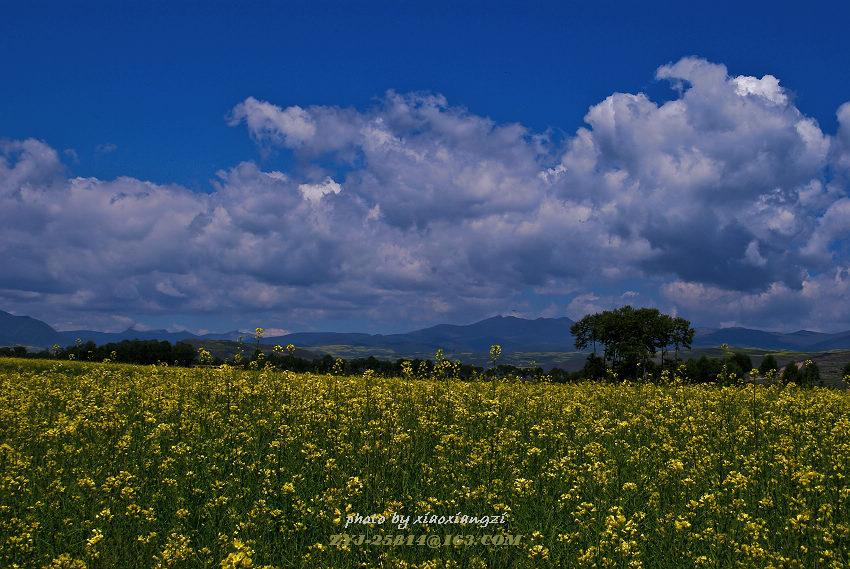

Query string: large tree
571 306 694 379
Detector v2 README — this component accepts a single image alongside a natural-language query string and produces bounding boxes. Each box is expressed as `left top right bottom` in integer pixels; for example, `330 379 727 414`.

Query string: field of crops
1 358 849 568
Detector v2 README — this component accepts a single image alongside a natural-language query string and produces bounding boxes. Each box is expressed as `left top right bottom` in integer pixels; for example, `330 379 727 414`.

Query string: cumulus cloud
661 269 850 331
299 177 342 204
831 102 850 180
228 97 317 149
3 57 850 332
548 58 836 294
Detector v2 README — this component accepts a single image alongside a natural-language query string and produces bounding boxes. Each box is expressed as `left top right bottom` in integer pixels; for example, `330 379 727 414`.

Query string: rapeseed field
1 358 848 568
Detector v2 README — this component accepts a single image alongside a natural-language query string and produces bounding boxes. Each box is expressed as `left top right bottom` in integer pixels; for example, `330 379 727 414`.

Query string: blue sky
2 1 850 335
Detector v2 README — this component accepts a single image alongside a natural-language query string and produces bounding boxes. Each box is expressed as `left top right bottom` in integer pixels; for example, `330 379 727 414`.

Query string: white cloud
3 57 850 332
298 177 342 204
228 97 316 148
661 269 850 332
831 101 850 178
732 74 787 105
744 240 768 267
801 198 850 262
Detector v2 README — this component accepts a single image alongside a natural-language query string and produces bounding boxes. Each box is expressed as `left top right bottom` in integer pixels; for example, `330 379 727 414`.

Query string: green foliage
28 339 198 366
581 353 608 381
758 354 779 375
570 306 694 379
801 359 821 387
684 355 723 384
730 352 753 375
782 360 802 384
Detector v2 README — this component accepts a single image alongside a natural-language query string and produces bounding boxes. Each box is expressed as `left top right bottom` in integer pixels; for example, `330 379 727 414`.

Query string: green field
1 358 849 568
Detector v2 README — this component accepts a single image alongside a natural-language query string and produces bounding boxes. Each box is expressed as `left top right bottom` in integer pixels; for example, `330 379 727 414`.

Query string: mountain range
4 309 850 354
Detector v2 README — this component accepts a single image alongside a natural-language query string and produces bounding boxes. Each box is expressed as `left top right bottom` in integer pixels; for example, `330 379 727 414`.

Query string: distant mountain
401 316 577 351
266 316 578 354
284 317 850 354
691 327 850 351
5 308 850 354
0 310 245 349
0 310 69 348
692 327 792 350
60 327 242 346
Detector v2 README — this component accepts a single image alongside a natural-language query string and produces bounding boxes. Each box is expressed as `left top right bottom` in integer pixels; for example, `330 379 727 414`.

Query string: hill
690 327 850 351
59 327 242 346
0 310 69 348
266 316 577 354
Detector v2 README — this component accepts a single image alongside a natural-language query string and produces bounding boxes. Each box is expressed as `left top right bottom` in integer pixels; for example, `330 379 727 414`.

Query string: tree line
680 352 825 386
568 306 836 386
0 339 197 366
0 338 544 380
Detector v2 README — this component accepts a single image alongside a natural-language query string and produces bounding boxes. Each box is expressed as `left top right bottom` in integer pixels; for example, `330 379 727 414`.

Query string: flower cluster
0 358 848 568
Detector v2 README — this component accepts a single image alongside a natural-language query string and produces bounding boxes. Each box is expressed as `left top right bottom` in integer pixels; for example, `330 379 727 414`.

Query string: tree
571 306 694 379
758 354 779 376
654 314 674 368
730 353 753 377
782 361 801 384
800 360 820 387
669 316 694 364
684 355 723 384
581 353 607 380
571 313 603 355
173 342 196 366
